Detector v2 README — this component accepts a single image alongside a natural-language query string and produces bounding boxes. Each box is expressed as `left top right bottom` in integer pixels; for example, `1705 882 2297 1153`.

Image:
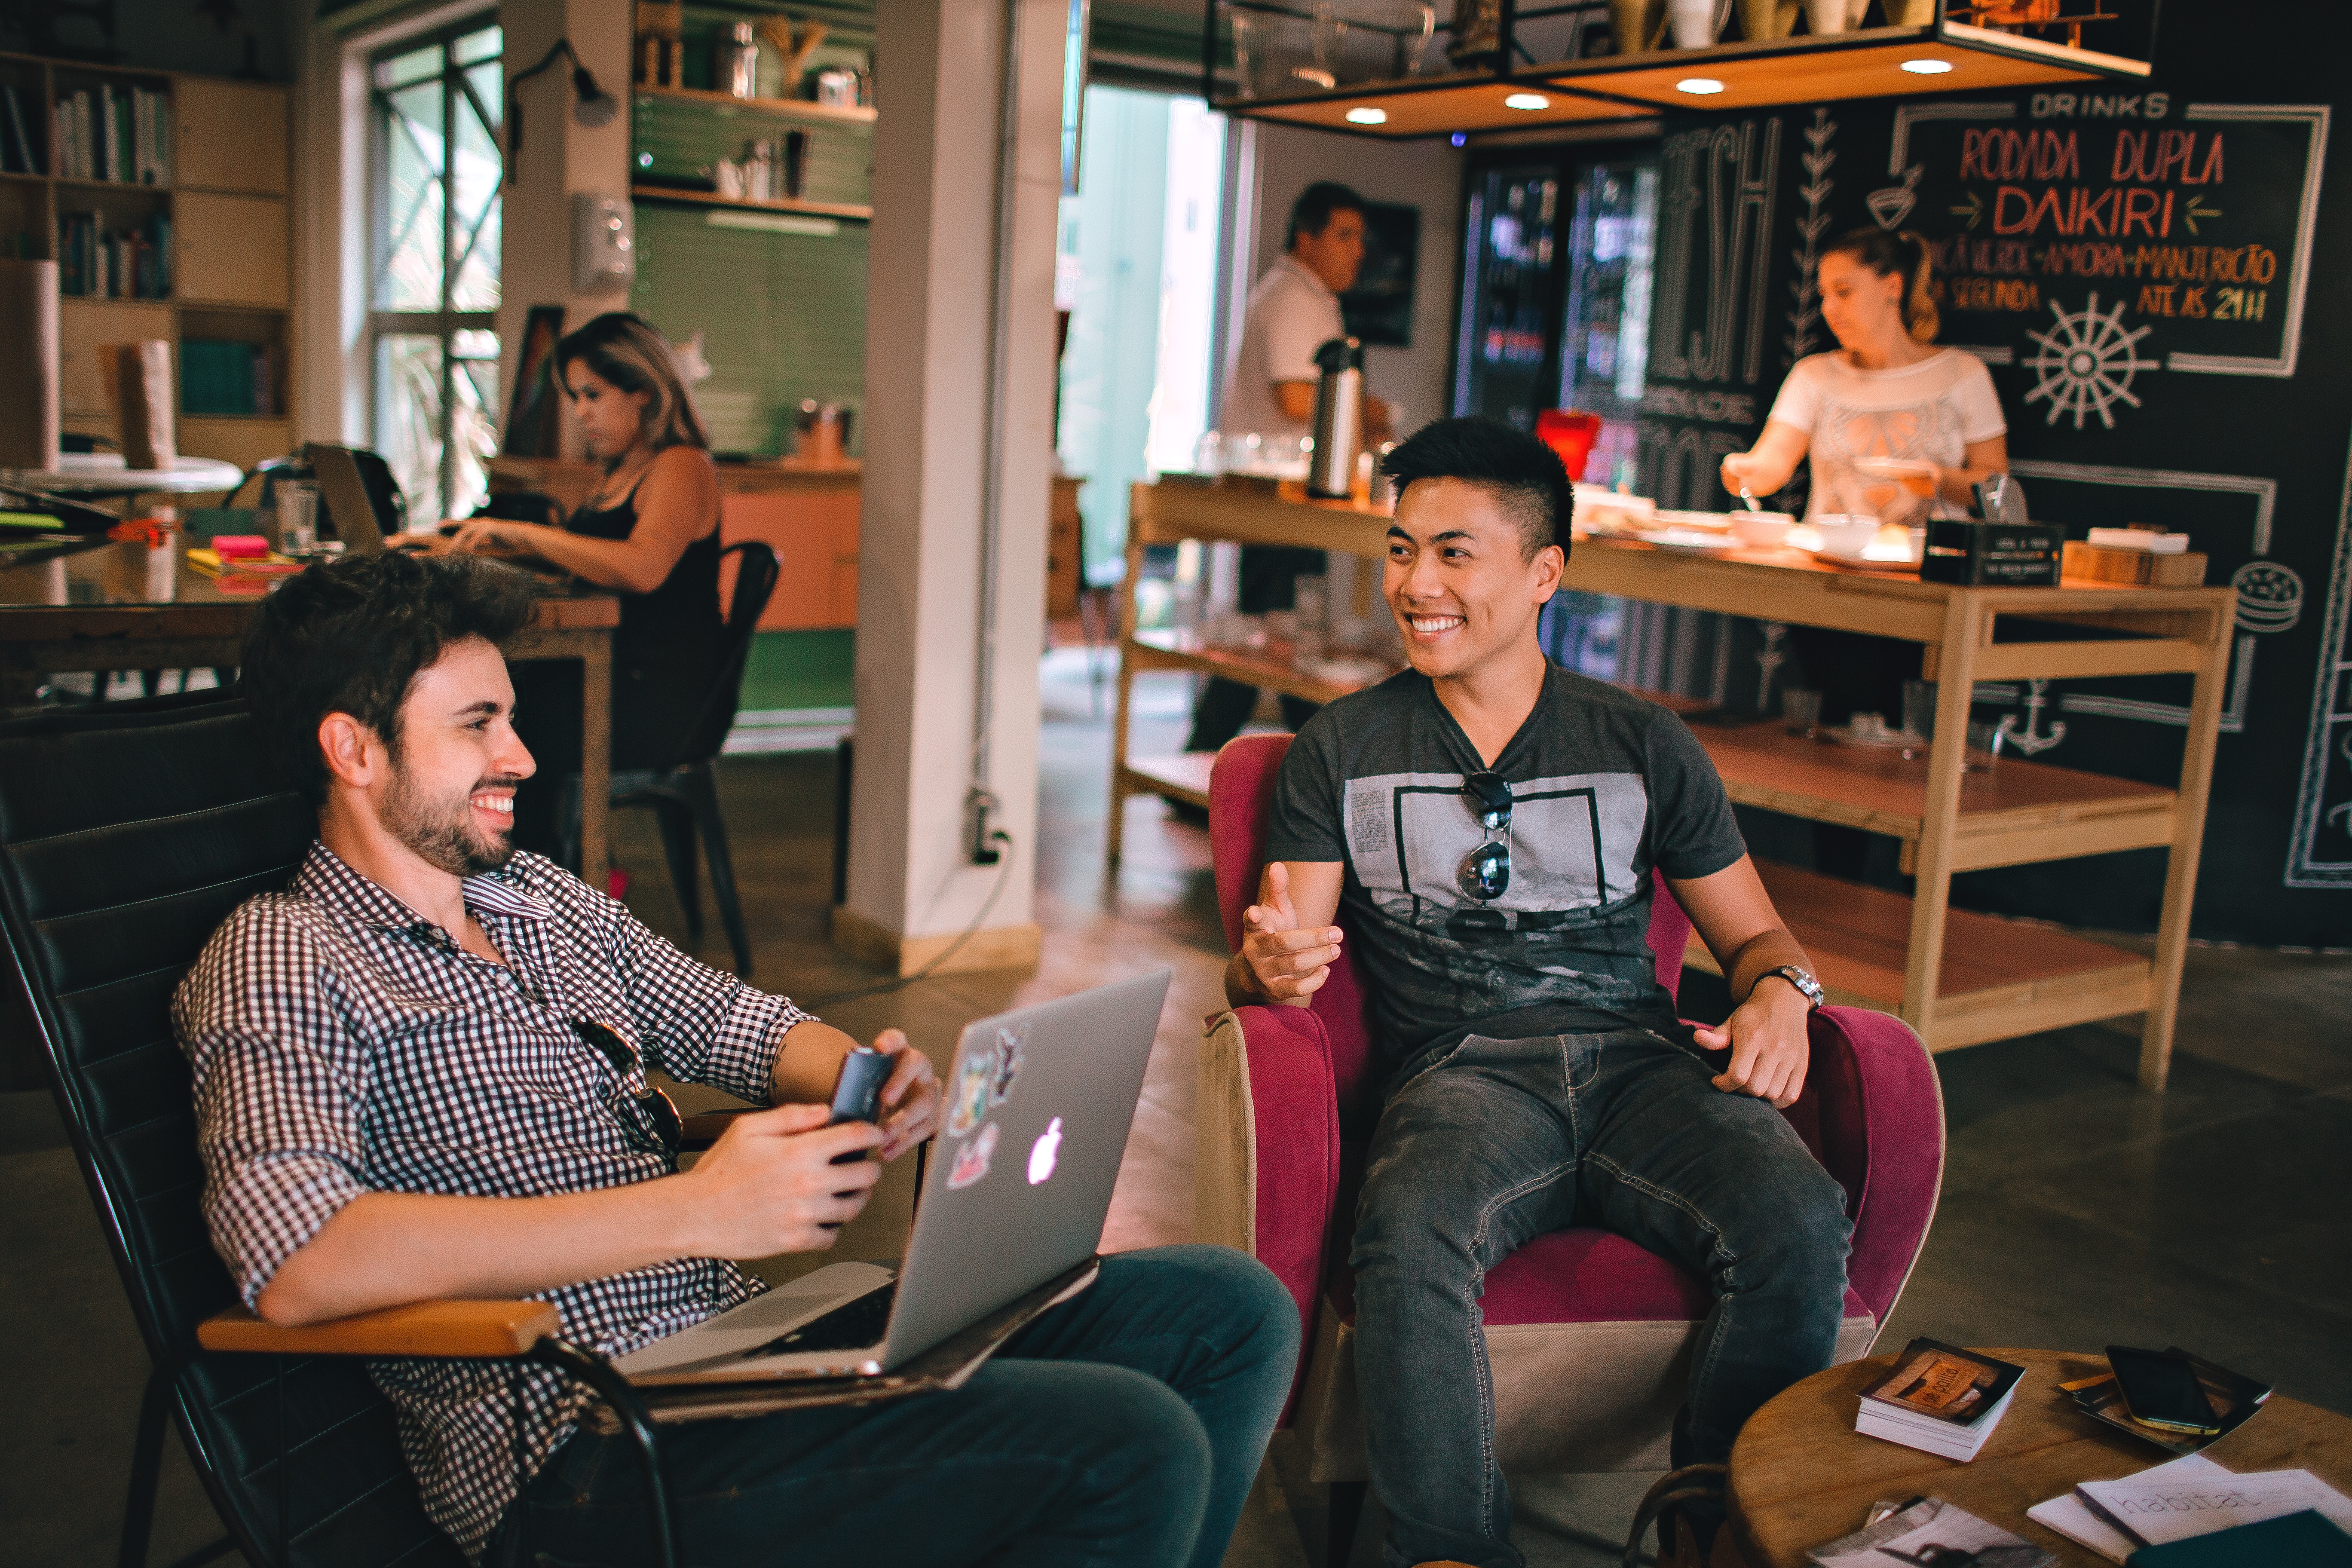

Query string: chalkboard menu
1633 23 2350 944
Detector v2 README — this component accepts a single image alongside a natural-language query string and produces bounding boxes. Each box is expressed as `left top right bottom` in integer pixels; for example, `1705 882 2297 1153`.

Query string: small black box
1919 518 2064 586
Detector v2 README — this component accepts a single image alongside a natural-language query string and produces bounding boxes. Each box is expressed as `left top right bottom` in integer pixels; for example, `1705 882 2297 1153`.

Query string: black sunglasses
1458 770 1512 903
573 1020 683 1167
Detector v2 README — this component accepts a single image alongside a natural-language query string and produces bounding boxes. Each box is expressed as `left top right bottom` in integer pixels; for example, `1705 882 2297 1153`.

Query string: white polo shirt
1220 254 1346 441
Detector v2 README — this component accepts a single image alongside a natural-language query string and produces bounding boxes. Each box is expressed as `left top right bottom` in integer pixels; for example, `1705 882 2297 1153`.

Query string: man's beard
383 756 524 877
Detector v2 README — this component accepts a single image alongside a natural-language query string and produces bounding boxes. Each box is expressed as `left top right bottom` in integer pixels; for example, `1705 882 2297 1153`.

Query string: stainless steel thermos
1307 336 1365 499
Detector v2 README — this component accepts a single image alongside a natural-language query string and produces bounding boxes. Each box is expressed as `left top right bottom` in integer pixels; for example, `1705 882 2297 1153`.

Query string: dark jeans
1351 1030 1852 1568
488 1245 1298 1568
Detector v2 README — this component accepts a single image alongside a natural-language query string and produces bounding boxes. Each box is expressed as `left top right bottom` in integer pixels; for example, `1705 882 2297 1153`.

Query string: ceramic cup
1729 509 1796 548
1812 513 1882 555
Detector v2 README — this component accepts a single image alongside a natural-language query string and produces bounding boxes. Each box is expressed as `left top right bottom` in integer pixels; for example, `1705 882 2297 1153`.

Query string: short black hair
242 552 537 806
1287 181 1367 249
1379 416 1573 560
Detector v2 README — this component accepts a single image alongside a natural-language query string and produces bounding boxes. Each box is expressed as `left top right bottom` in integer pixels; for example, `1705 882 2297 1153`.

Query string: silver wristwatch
1758 965 1823 1011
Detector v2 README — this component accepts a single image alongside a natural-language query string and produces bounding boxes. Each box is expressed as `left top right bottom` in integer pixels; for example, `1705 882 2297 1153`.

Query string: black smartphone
2107 1346 2220 1434
826 1047 893 1165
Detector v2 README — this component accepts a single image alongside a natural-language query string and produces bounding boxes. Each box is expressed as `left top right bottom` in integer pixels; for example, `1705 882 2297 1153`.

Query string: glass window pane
449 83 503 312
463 59 502 132
379 43 441 90
453 25 502 65
376 334 446 524
452 327 499 359
377 82 447 310
451 353 500 521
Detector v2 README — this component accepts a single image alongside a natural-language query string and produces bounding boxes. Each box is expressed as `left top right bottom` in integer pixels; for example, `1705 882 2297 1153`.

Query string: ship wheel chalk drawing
2023 293 2161 429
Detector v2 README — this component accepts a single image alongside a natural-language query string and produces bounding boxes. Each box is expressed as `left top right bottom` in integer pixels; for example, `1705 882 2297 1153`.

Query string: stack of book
1853 1339 2025 1461
181 340 281 417
2032 1453 2352 1564
58 210 172 299
47 83 173 184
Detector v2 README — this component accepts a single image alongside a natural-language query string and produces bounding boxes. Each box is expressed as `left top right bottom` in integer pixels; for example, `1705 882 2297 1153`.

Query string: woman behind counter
444 311 729 859
1722 228 2008 527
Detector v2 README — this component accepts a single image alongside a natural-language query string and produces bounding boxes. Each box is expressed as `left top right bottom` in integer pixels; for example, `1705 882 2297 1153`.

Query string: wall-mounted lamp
505 39 619 184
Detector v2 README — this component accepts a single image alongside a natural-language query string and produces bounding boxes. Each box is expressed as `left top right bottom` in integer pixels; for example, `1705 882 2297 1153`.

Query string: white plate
1639 527 1739 554
1810 546 1920 573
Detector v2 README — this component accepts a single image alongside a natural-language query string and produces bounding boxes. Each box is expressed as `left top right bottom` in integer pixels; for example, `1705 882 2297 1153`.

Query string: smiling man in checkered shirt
172 552 1298 1567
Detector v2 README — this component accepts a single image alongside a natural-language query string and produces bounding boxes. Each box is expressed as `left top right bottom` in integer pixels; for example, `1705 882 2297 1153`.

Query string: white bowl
1728 510 1796 548
1811 514 1883 556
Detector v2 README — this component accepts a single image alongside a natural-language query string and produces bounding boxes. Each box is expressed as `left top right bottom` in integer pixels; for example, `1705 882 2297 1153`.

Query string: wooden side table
1728 1348 2352 1568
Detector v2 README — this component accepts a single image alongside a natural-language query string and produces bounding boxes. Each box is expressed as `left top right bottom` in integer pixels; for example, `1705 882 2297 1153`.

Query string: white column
836 0 1063 974
496 0 634 453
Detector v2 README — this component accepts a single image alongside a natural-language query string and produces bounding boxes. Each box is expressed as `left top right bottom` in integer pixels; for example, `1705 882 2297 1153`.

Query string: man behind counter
1186 181 1392 758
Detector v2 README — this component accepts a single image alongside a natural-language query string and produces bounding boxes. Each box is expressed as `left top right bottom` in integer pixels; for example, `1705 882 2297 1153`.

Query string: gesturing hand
1241 861 1344 1004
1692 980 1812 1109
683 1102 885 1257
867 1029 940 1161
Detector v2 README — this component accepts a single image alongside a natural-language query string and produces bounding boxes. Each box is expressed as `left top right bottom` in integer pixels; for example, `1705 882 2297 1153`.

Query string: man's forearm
256 1179 705 1326
1724 928 1814 1007
771 1017 861 1105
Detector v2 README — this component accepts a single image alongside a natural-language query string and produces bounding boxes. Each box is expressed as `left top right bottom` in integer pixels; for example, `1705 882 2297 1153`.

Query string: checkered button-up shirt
173 842 812 1556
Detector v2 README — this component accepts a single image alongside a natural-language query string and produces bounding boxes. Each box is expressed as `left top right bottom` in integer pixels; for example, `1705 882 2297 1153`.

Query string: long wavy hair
554 312 711 462
1822 227 1941 345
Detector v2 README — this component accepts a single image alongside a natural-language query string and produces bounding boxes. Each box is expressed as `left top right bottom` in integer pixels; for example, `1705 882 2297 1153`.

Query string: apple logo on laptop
1028 1117 1063 1185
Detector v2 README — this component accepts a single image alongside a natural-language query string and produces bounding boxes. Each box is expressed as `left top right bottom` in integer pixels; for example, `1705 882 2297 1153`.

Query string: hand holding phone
827 1047 893 1160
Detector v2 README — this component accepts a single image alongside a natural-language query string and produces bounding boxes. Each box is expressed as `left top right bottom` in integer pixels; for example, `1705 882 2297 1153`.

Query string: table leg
1107 521 1147 869
2138 624 2230 1090
1900 594 1984 1047
579 635 612 894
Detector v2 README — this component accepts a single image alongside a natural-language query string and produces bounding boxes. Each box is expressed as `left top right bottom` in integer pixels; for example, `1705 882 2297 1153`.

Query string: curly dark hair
242 552 537 806
1379 416 1574 561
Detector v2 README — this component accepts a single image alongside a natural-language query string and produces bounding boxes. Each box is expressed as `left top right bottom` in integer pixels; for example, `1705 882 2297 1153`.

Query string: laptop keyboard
755 1281 899 1356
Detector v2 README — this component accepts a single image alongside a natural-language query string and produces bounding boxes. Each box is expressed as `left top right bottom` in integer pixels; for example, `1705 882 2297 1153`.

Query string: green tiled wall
740 628 856 712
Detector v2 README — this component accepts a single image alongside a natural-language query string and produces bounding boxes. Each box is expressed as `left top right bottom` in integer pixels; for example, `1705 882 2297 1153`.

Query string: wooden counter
1118 479 2235 1087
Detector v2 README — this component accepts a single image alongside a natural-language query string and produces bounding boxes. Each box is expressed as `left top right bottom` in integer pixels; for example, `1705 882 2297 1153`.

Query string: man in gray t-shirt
1229 418 1854 1568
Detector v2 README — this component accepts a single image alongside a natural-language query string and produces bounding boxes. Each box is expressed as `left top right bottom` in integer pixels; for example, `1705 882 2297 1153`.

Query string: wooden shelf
629 184 872 223
52 177 169 195
1695 720 2176 871
1684 861 2150 1053
59 293 175 306
1127 627 1395 707
633 83 876 126
1120 753 1216 811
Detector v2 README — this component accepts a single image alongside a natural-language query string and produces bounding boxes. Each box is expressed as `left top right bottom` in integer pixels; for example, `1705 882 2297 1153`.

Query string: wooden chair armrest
198 1299 562 1358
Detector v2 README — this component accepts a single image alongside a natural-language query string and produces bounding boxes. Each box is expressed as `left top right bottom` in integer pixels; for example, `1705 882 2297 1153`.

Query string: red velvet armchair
1194 735 1945 1502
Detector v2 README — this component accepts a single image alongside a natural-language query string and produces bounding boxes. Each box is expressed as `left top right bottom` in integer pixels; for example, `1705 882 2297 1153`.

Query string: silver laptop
306 444 392 556
615 968 1173 1381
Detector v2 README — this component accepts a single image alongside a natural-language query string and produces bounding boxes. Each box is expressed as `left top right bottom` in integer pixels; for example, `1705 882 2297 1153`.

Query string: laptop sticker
990 1024 1028 1105
946 1121 998 1189
1027 1117 1063 1185
947 1047 994 1138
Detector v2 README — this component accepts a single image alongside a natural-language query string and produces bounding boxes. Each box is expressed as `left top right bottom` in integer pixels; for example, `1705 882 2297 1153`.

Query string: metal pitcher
1307 337 1364 500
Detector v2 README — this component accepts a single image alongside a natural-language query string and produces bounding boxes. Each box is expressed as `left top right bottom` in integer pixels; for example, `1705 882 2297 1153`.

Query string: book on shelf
46 84 171 184
56 209 171 299
1852 1339 2025 1461
181 340 277 418
1 85 36 175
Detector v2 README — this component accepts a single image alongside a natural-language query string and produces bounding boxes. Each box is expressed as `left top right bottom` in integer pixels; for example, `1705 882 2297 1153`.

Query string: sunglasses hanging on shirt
1458 770 1513 903
572 1020 684 1168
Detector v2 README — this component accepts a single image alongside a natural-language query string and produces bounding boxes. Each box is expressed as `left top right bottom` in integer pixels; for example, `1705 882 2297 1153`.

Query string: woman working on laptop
428 311 730 857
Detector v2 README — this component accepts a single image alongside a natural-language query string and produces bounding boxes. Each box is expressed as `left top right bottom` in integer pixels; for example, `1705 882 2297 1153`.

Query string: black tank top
564 455 728 768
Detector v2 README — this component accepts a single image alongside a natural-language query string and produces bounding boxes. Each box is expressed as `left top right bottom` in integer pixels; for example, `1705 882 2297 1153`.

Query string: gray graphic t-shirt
1266 665 1747 1064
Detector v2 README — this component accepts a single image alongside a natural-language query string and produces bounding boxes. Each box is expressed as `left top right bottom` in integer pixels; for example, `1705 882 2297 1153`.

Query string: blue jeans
1351 1030 1853 1568
489 1245 1298 1568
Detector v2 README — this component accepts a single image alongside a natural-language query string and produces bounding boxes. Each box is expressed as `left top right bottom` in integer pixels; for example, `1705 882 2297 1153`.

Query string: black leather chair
564 540 781 978
0 695 674 1568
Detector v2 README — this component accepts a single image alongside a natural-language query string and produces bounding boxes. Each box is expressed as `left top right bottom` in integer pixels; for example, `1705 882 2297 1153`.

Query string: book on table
2077 1467 2352 1553
1853 1339 2026 1461
1805 1497 2053 1568
2061 1348 2272 1457
2124 1510 2352 1566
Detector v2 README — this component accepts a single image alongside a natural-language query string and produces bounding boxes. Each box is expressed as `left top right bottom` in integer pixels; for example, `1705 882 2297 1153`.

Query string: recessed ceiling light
1900 57 1955 74
1345 106 1388 124
1676 77 1726 94
1504 92 1550 110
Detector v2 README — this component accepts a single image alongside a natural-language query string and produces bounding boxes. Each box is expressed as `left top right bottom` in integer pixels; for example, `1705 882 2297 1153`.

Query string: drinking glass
1782 687 1822 737
1293 575 1329 661
1901 679 1935 739
1965 720 2003 772
276 481 319 554
1193 430 1225 477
